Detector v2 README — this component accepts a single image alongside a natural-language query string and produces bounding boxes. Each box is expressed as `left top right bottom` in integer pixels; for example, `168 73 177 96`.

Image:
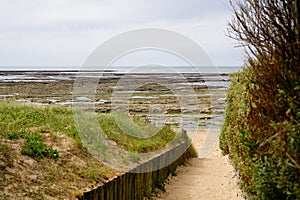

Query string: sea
0 66 241 90
0 66 241 87
0 66 241 74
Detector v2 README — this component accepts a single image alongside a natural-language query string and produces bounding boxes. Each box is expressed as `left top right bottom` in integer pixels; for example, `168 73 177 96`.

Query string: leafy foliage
222 0 300 199
220 68 300 199
21 132 59 159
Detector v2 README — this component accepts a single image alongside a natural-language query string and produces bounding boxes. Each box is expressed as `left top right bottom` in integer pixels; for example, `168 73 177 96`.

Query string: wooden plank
79 140 190 200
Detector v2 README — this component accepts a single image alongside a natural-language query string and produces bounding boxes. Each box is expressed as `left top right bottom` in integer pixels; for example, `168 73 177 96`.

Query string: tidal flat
0 71 228 129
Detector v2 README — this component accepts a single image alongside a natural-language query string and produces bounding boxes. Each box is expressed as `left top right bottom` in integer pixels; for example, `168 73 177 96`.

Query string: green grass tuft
21 139 59 159
98 113 177 153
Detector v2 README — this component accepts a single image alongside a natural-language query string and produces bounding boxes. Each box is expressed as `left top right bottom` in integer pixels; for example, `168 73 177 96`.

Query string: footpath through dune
155 129 244 200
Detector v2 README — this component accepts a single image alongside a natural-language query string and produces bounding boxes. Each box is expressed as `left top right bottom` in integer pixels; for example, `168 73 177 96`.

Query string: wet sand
0 71 228 126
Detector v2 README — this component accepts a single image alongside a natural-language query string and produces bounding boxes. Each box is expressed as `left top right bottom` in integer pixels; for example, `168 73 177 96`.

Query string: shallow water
0 70 230 130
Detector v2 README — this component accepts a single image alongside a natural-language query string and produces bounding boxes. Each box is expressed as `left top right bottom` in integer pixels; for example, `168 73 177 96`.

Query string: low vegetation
98 113 176 153
21 132 60 159
220 68 300 199
0 101 179 199
221 0 300 199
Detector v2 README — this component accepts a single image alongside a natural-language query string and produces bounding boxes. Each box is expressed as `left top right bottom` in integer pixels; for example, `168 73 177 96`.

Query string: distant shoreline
0 66 241 74
0 69 115 73
0 70 231 77
0 71 229 115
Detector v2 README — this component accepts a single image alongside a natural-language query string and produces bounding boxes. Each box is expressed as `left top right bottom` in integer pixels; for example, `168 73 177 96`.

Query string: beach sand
155 130 244 200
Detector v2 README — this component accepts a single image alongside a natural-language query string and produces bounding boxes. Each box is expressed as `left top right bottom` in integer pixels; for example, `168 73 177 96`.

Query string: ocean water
0 66 241 74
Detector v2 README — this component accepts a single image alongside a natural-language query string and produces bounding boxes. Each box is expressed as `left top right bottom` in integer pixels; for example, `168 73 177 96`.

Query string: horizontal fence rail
79 132 190 200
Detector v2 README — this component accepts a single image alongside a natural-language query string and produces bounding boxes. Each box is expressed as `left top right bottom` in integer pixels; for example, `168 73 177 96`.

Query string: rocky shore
0 71 228 130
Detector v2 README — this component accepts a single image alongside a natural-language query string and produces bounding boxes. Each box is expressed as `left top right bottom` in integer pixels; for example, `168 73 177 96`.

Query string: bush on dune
220 0 300 199
220 67 300 199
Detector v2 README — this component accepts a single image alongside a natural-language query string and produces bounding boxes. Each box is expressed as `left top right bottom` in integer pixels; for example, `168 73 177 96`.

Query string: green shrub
21 133 59 159
220 68 300 199
224 0 300 198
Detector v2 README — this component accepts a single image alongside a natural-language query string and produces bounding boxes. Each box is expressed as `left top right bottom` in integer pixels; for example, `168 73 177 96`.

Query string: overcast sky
0 0 244 67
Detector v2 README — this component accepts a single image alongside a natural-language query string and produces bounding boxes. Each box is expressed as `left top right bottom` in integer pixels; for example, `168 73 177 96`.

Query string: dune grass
98 113 176 153
0 100 180 198
0 101 177 156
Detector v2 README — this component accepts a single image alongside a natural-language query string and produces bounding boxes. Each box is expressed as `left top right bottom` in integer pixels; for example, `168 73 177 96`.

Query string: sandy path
155 129 244 200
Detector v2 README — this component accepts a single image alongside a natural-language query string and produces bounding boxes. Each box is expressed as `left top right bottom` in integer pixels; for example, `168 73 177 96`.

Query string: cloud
0 0 243 66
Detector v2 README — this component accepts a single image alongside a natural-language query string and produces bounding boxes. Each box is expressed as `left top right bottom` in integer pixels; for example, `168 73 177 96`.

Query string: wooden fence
79 138 190 200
